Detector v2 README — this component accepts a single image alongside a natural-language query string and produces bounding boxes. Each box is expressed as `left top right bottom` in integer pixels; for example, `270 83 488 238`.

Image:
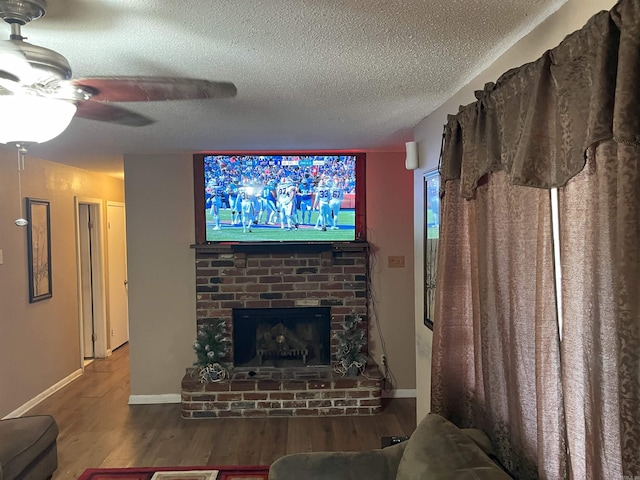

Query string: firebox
232 307 331 367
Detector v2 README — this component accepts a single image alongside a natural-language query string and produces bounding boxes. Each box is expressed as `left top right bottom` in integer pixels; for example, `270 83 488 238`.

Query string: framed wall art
26 198 52 302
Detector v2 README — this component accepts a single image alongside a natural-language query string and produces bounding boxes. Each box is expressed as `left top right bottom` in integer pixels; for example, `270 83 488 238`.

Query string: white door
107 202 129 350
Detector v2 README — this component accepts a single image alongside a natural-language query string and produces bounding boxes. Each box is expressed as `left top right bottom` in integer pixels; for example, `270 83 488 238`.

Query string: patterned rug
77 465 270 480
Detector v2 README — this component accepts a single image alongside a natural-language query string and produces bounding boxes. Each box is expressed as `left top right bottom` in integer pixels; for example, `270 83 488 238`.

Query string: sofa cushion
460 428 495 456
0 415 58 480
269 443 407 480
396 413 511 480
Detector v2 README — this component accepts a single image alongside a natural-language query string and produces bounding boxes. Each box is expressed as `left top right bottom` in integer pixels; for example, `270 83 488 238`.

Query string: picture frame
26 198 52 302
424 170 440 330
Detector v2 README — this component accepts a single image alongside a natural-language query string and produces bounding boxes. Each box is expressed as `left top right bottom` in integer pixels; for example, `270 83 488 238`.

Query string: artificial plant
334 311 368 375
193 319 230 382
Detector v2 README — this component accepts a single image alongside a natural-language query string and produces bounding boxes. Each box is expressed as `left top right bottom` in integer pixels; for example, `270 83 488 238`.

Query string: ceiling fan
0 0 237 144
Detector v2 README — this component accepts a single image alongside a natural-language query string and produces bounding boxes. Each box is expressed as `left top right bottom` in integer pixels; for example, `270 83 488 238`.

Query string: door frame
74 197 108 369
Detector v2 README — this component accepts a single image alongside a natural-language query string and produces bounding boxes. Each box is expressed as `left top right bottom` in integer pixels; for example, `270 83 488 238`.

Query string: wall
0 148 124 418
124 154 197 400
125 151 416 401
366 152 416 394
411 0 617 421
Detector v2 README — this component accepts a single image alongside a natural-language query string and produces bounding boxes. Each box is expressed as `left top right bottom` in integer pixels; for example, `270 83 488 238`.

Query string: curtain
559 142 640 478
432 171 565 480
432 0 640 478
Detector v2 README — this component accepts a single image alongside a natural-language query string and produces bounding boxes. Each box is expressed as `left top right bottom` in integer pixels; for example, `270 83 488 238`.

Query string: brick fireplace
181 243 383 418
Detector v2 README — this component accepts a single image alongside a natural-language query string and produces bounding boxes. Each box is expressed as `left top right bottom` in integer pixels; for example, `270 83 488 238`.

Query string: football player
313 178 332 231
226 181 241 225
206 180 224 230
298 178 314 225
329 179 345 230
277 177 298 230
238 185 256 233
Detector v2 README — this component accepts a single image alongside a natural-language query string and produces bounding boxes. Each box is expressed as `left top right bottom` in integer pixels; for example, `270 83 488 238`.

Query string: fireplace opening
232 307 331 368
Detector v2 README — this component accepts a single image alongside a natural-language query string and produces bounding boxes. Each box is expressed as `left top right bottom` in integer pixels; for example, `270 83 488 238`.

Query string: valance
440 0 640 198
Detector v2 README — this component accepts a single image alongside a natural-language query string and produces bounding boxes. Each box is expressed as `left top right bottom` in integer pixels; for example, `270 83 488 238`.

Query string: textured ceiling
0 0 568 176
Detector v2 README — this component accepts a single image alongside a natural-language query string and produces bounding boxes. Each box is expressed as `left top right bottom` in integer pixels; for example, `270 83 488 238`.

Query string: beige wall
0 148 124 418
411 0 617 421
124 151 416 399
366 152 416 392
124 154 197 398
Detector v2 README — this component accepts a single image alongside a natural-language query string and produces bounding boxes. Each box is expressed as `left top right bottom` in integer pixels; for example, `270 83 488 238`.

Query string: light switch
0 249 3 265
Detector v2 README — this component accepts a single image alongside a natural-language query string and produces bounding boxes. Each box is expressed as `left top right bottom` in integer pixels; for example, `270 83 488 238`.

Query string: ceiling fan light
0 94 77 144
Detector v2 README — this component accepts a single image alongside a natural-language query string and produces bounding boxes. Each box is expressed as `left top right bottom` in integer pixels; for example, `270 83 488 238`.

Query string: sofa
269 413 512 479
0 415 59 480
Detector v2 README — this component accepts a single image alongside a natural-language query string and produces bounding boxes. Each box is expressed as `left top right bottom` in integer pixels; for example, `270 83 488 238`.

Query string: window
424 170 440 330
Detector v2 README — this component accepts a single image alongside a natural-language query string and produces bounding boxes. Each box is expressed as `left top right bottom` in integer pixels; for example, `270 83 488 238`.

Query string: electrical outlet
381 354 387 366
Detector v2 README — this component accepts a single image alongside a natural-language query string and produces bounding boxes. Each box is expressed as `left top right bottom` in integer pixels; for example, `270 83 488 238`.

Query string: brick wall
194 243 370 363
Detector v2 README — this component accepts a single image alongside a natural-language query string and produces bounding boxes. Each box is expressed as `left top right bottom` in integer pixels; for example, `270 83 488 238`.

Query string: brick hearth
183 243 382 418
182 365 382 418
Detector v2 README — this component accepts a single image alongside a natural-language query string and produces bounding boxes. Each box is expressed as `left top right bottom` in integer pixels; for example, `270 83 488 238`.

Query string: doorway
75 198 108 366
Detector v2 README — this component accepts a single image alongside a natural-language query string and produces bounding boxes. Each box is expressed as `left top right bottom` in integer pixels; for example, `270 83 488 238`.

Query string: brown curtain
439 0 640 196
559 142 640 478
432 0 640 478
432 174 565 480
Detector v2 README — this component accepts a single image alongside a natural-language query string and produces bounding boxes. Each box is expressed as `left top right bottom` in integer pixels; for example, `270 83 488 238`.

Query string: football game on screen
204 154 358 242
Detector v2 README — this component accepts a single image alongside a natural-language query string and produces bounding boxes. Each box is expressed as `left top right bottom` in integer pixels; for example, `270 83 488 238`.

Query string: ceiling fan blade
76 100 155 126
0 70 19 82
70 76 237 102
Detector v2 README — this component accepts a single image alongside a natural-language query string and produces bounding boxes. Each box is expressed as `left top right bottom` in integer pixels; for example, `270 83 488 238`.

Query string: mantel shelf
191 241 369 254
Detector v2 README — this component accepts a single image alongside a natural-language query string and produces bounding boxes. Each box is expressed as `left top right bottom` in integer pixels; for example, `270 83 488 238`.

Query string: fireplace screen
232 307 331 367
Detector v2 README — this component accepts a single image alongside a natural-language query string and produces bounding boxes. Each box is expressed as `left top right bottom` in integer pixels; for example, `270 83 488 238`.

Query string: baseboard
382 388 416 399
128 394 182 405
3 368 84 419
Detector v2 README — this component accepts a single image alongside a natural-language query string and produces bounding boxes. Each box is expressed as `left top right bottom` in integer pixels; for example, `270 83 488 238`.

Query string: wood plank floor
27 344 416 480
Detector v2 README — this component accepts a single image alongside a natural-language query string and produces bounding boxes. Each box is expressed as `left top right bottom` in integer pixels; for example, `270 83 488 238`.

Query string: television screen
193 153 366 244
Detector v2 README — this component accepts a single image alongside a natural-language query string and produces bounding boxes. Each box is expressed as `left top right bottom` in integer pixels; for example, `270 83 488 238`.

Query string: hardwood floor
27 345 416 479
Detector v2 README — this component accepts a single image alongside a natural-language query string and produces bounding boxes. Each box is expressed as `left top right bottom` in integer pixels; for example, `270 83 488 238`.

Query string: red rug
77 465 270 480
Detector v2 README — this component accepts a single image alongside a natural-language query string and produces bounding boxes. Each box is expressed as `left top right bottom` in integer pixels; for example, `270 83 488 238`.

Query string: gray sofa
269 413 512 479
0 415 59 480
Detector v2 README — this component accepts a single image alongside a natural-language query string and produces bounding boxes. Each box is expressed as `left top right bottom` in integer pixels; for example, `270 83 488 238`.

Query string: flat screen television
193 152 366 245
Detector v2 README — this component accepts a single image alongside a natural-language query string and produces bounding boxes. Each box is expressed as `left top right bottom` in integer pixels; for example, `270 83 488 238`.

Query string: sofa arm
269 441 407 480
